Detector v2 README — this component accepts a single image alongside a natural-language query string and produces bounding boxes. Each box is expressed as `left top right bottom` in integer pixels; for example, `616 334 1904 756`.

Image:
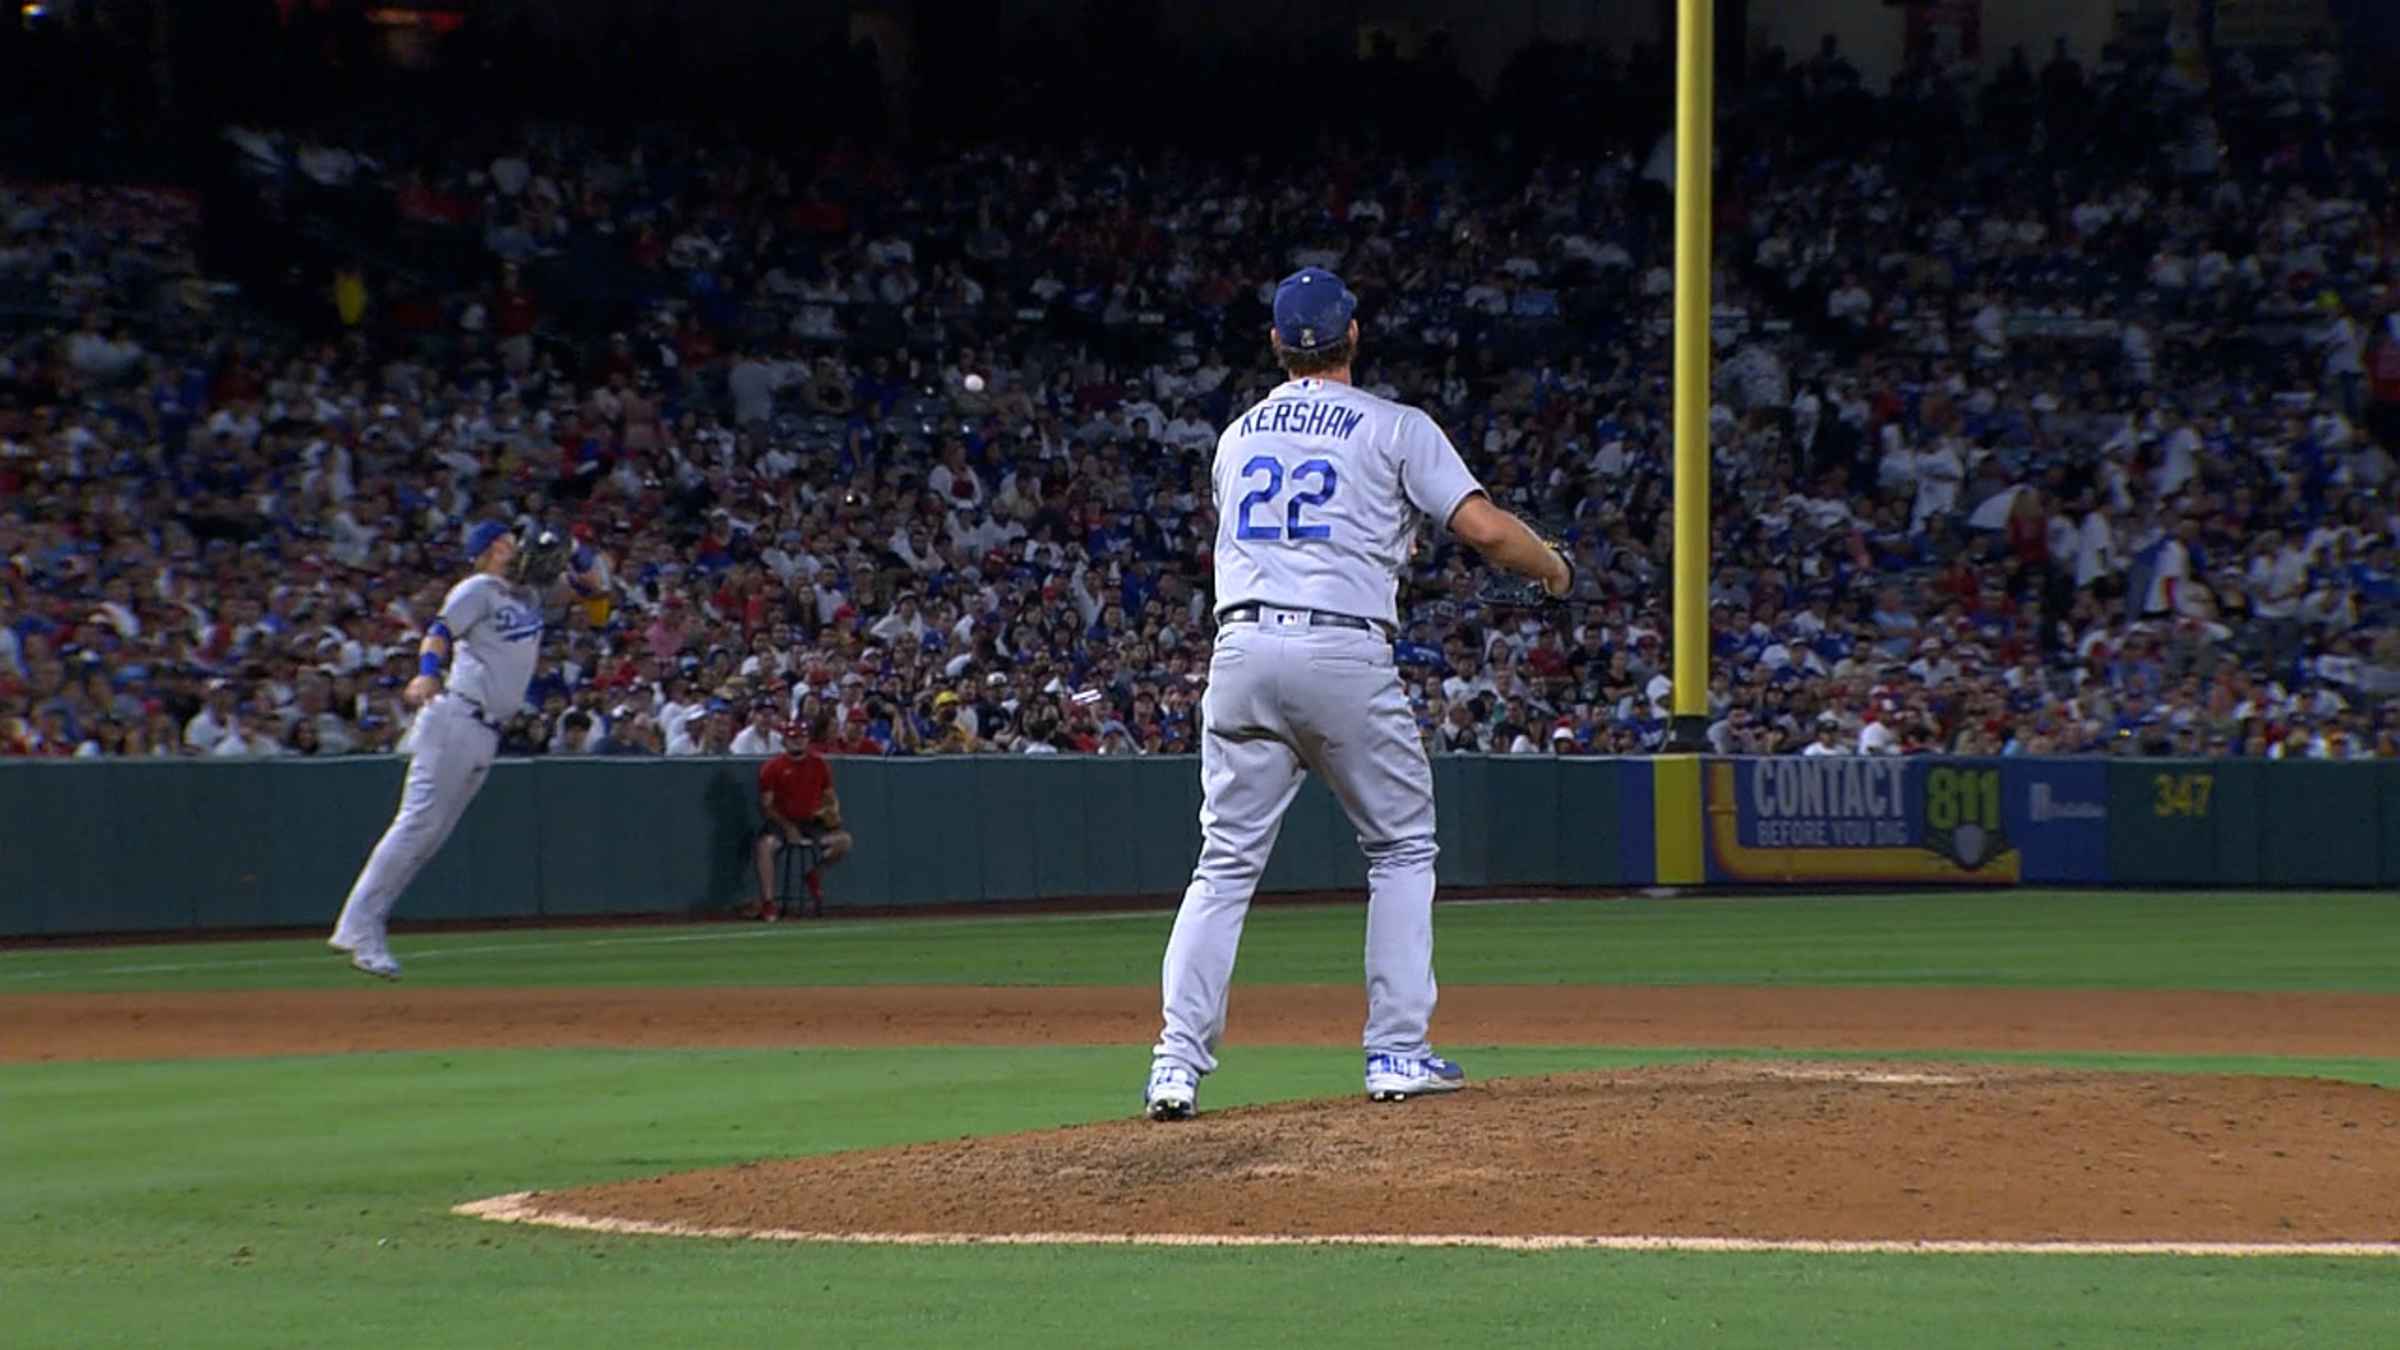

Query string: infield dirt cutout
14 982 2398 1252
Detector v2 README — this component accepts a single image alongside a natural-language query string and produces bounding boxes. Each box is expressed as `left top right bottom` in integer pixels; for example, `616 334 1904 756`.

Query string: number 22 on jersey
1234 456 1341 541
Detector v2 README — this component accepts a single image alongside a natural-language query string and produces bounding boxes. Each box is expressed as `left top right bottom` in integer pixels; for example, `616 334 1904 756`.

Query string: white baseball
962 373 986 392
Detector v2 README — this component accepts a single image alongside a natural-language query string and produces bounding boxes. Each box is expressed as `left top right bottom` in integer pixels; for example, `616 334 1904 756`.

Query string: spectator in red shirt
834 704 884 755
2368 316 2400 449
1933 549 1983 610
748 712 851 920
1522 629 1569 680
491 262 536 331
675 316 718 370
490 262 538 374
2005 488 2052 566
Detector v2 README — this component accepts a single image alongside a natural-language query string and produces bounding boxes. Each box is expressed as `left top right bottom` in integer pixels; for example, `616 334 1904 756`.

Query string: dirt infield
23 983 2398 1248
12 984 2400 1062
512 1061 2400 1245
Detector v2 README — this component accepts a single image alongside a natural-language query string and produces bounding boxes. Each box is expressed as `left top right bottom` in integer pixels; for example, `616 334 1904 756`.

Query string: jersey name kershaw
1210 379 1484 628
1233 401 1366 440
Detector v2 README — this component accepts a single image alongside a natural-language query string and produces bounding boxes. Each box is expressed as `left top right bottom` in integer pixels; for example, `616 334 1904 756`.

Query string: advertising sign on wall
1702 758 2108 886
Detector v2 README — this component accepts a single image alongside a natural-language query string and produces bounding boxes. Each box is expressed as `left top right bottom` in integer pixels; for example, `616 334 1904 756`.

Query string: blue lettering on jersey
1239 402 1365 440
1234 456 1285 540
1233 456 1341 541
494 603 544 643
1286 459 1338 539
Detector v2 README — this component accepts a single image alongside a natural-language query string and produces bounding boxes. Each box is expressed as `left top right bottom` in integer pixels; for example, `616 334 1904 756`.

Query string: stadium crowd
5 27 2400 763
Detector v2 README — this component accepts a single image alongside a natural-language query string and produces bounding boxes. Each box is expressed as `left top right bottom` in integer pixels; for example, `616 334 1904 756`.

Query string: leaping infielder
328 521 600 978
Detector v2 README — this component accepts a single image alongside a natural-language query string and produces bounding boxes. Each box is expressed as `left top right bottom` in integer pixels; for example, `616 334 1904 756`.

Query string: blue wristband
419 651 443 678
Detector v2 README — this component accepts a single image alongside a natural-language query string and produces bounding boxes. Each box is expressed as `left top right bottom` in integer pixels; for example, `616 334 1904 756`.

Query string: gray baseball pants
1153 606 1441 1076
331 695 497 949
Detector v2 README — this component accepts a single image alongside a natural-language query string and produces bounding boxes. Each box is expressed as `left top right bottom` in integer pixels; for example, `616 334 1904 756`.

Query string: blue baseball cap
1272 267 1357 353
464 519 511 563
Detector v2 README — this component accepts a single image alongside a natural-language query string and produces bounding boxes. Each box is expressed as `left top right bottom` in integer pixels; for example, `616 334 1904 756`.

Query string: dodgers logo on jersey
494 604 543 643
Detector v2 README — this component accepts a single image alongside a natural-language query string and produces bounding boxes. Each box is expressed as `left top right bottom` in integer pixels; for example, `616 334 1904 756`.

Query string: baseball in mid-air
962 373 986 392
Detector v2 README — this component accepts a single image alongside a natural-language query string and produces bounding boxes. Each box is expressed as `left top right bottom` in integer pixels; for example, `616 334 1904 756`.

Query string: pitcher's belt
1217 603 1387 636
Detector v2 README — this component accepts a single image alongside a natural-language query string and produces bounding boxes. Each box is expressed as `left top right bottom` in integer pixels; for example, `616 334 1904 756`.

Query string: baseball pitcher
327 521 600 977
1144 268 1572 1119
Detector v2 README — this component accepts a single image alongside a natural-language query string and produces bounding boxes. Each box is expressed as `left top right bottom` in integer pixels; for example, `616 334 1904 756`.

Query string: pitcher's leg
1154 729 1304 1076
1360 834 1439 1057
1295 645 1442 1058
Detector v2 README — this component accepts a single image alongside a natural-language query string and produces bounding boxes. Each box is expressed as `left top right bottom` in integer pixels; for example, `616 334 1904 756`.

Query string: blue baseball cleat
1364 1052 1466 1101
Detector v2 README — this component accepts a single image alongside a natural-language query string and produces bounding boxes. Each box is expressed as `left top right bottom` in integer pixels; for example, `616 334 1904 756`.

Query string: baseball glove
511 527 572 588
1475 535 1575 607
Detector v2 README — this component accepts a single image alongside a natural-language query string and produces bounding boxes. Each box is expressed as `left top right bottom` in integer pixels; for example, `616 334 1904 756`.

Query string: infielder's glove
1475 535 1575 607
511 527 572 588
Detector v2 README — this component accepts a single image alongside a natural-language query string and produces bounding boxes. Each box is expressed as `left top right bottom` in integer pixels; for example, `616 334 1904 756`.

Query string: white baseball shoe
331 934 400 980
1143 1062 1198 1121
1365 1052 1466 1102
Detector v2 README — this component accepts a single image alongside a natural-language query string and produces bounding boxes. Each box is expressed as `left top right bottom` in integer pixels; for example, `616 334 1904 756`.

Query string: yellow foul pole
1667 0 1713 748
1650 0 1715 885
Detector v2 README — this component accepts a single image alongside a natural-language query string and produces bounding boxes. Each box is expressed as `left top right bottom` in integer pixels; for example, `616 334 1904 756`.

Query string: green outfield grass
5 1046 2398 1350
4 889 2397 995
5 892 2397 1348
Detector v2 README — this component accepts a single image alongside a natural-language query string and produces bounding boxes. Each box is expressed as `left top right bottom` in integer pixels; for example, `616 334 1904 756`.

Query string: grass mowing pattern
5 890 2398 995
6 1046 2399 1350
6 892 2398 1348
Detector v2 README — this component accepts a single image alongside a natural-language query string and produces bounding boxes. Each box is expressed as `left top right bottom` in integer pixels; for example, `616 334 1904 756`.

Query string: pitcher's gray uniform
329 530 545 976
1149 269 1487 1116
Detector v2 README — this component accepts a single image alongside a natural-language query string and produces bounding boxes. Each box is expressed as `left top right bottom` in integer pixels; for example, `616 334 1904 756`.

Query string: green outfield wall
0 754 1651 937
0 755 2389 938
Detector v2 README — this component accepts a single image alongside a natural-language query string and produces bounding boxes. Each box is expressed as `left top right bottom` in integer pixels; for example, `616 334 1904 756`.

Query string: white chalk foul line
451 1193 2400 1259
0 897 1596 985
1 897 1585 985
0 907 1182 984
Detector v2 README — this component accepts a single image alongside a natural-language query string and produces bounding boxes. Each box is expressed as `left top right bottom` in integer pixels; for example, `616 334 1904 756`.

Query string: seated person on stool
751 712 852 919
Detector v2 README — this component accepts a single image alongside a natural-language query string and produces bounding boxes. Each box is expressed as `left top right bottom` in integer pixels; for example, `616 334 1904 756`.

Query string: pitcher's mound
480 1061 2400 1247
